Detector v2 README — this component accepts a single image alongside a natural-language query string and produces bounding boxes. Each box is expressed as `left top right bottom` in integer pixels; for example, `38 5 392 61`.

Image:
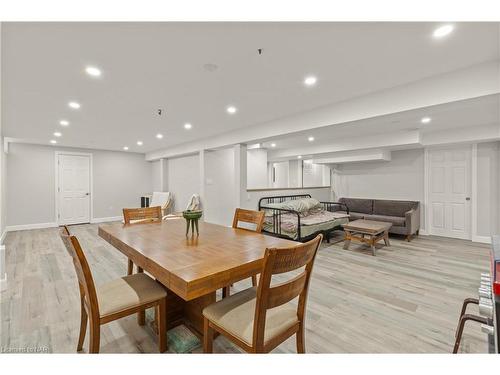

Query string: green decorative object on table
182 210 203 236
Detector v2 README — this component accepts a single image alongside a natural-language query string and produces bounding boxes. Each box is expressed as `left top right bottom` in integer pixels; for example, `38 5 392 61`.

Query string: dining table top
98 218 298 300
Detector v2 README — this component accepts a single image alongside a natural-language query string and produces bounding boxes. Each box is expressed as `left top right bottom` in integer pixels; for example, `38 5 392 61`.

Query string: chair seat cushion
97 273 167 317
202 287 299 346
364 214 406 226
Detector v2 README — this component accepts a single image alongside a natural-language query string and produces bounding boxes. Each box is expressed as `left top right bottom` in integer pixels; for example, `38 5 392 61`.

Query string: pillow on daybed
263 198 321 214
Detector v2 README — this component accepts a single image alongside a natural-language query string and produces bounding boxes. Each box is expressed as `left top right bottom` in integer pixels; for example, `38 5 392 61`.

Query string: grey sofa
336 198 420 241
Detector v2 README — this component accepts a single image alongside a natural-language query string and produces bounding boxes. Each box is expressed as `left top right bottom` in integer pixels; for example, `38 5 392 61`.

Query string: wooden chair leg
136 266 145 325
406 234 412 242
77 297 88 352
251 275 258 287
296 323 305 354
138 310 146 326
88 316 100 354
203 317 213 353
157 299 167 353
222 286 230 299
154 305 160 334
127 259 133 275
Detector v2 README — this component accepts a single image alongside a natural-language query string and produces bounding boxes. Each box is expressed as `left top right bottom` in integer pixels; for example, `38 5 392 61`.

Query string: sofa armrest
405 206 420 235
320 201 349 215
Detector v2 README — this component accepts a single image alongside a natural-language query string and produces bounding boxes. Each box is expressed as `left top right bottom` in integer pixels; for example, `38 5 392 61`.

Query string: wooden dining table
98 218 297 338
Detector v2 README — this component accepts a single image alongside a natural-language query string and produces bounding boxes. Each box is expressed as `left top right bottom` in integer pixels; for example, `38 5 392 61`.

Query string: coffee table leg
384 231 390 246
343 230 351 250
370 235 376 256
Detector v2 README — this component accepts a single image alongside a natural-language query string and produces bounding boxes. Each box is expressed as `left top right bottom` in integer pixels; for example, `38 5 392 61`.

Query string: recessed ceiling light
421 117 432 124
270 143 276 147
297 155 302 159
68 101 81 109
226 106 237 114
137 141 143 146
53 131 62 137
59 120 69 126
304 76 317 86
123 146 129 151
184 123 192 130
308 136 315 142
433 24 454 38
85 66 102 77
50 140 57 144
156 133 163 139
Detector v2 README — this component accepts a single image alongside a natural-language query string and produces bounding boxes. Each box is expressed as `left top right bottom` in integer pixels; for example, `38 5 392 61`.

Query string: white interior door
57 154 91 225
428 145 471 239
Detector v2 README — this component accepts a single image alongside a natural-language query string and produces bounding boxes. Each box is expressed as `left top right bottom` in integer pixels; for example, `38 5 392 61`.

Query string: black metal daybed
258 194 350 242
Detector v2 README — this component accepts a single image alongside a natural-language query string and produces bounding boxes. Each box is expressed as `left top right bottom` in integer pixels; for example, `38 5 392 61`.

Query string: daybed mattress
263 210 349 240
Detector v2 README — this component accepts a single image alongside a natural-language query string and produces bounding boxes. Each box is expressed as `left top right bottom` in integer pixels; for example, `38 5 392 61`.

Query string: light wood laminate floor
0 223 491 353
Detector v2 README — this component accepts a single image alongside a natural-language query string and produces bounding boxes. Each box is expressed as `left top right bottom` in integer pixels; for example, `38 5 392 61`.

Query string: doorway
55 152 92 225
426 145 471 239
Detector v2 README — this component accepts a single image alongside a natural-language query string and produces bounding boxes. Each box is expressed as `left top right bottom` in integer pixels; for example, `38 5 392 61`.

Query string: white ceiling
3 22 499 153
262 94 500 152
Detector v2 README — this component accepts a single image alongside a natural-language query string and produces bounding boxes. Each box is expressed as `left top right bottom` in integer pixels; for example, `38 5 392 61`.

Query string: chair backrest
123 206 162 224
232 208 265 233
59 226 100 320
252 234 322 348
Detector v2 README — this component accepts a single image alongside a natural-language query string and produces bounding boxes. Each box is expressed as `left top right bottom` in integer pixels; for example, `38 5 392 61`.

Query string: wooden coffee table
342 219 392 256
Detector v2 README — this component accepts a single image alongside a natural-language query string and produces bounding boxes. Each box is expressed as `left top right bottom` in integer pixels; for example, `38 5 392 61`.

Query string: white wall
166 154 200 212
204 148 237 226
333 149 425 226
303 161 330 187
247 149 268 189
288 160 302 188
271 161 289 188
6 143 153 226
151 159 163 192
476 142 499 237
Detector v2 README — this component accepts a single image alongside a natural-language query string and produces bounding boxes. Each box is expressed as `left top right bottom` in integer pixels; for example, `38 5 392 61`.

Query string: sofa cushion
372 200 417 217
337 211 365 220
350 212 366 221
364 214 406 227
339 198 373 214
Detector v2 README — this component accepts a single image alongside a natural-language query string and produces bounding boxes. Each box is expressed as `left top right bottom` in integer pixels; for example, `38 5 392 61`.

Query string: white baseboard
418 229 428 236
4 217 121 232
5 222 58 232
472 235 491 244
90 216 122 224
0 230 6 244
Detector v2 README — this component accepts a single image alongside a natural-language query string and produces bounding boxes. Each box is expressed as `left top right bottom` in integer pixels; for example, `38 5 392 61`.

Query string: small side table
342 219 392 256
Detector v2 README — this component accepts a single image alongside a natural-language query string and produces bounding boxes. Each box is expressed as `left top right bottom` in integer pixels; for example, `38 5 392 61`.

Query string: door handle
465 197 470 201
85 193 90 196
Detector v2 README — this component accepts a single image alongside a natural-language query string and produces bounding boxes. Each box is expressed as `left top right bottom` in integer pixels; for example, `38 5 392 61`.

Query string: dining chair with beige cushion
222 208 265 298
123 206 162 275
60 226 168 353
203 233 322 353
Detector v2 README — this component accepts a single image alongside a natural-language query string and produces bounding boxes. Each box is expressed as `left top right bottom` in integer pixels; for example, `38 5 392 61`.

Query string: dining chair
60 226 168 353
203 233 322 353
123 206 162 275
222 208 265 298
